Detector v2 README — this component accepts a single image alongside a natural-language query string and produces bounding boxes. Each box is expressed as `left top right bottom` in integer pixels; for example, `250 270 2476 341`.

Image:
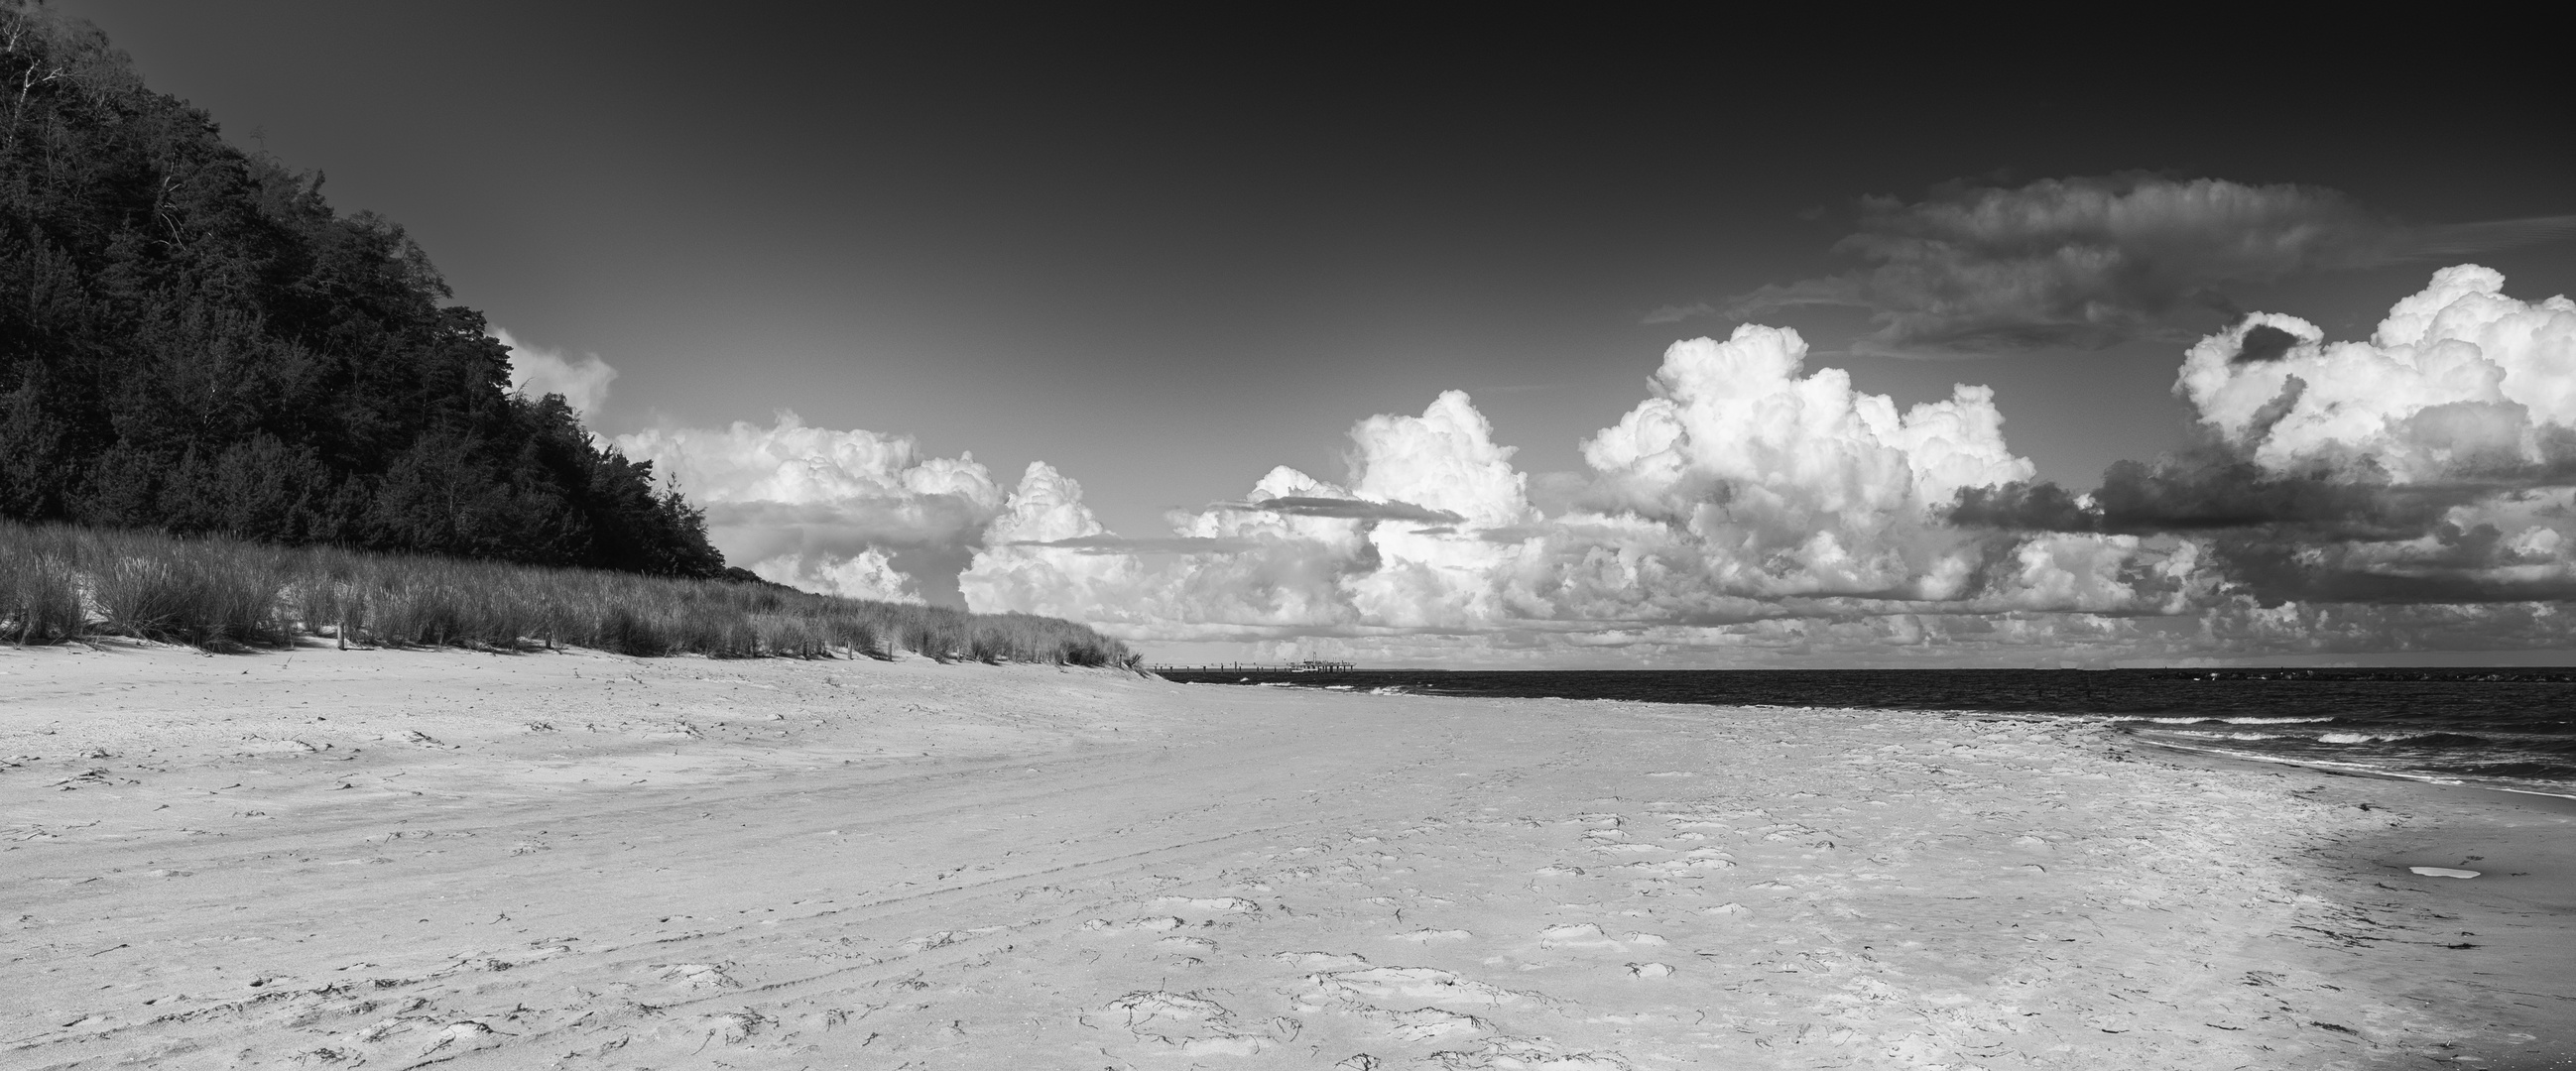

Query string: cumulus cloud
958 287 2576 661
1949 266 2576 607
2177 265 2576 481
1685 176 2576 357
579 263 2569 660
974 394 1544 635
1518 324 2061 619
492 328 618 418
959 332 2224 654
799 546 926 604
613 413 1001 601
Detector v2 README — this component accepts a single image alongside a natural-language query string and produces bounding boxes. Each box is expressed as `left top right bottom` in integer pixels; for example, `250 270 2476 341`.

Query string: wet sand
3 644 2566 1069
2132 744 2576 1069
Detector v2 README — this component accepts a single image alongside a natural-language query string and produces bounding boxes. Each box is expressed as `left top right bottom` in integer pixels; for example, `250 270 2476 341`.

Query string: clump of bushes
0 522 1140 667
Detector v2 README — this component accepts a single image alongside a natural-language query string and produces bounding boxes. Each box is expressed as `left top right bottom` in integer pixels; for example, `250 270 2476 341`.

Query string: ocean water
1157 668 2576 797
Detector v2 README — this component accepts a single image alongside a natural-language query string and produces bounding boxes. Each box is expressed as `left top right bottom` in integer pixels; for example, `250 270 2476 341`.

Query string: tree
0 3 726 576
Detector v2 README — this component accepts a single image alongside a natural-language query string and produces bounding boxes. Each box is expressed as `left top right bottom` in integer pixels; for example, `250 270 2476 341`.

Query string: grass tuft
1 539 85 645
0 521 1139 666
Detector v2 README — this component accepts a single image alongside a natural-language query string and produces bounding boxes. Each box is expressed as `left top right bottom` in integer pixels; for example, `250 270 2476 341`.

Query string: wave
2125 716 2337 725
2161 730 2282 741
2129 741 2521 791
2453 760 2576 780
2319 731 2490 747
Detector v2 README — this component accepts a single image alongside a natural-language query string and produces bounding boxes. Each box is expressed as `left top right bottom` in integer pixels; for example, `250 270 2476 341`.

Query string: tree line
0 3 723 576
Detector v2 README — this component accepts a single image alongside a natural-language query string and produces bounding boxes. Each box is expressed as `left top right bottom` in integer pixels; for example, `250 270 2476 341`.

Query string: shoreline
2122 738 2576 1069
2126 734 2576 805
3 644 2568 1068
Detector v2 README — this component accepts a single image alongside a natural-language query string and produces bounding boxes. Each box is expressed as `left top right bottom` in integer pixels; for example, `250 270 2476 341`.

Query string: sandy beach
3 645 2568 1070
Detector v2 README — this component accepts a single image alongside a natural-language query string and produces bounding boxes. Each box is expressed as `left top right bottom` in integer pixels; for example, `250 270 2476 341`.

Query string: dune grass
0 522 1138 666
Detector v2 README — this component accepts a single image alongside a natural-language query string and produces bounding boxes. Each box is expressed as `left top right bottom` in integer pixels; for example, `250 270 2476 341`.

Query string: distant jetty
1149 659 1356 673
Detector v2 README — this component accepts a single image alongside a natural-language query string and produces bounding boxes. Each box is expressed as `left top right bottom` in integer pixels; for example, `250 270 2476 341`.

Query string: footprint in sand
1433 1036 1633 1070
1626 962 1674 978
1277 951 1374 970
1154 895 1263 913
1175 1034 1274 1056
1581 826 1663 851
1639 846 1737 872
657 963 737 990
1536 924 1666 951
1288 964 1503 1046
1627 850 1734 876
1537 924 1623 950
700 1009 766 1043
1105 992 1293 1057
899 925 1008 952
1106 990 1230 1027
1157 936 1219 954
1308 966 1528 1007
1358 1005 1489 1041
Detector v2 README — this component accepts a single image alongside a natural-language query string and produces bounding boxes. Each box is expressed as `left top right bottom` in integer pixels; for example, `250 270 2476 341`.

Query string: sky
60 3 2576 666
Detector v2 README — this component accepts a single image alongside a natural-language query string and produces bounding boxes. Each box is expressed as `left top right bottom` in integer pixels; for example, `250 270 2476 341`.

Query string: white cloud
781 546 923 604
1506 325 2054 621
2178 264 2576 482
492 328 618 418
1350 391 1535 528
2150 266 2576 603
614 413 1000 599
1578 324 2028 536
958 330 2209 654
963 464 1369 637
570 266 2576 662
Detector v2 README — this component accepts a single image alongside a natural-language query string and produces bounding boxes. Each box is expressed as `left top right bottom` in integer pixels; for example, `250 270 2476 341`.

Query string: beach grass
0 521 1135 666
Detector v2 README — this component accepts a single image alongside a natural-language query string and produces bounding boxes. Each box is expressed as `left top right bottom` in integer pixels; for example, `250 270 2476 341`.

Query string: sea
1156 667 2576 799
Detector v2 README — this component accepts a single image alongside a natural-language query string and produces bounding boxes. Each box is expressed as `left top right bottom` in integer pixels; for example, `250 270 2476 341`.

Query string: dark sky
60 3 2576 536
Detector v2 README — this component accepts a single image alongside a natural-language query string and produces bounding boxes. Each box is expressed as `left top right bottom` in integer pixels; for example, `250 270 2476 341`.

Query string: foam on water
2129 716 2337 725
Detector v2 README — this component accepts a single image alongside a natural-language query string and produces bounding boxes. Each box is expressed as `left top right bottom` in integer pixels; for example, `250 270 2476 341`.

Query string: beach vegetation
0 521 1139 666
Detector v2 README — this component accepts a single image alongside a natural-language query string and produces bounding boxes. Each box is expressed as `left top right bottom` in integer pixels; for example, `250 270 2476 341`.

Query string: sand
3 644 2567 1070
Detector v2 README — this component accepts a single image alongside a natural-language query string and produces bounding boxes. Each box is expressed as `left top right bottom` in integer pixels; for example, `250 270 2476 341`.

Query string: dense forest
0 3 724 576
